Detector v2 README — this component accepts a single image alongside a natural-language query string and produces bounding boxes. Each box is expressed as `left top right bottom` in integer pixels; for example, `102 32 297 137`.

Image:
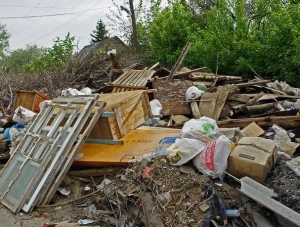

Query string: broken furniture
0 95 106 213
13 90 50 113
111 69 156 92
88 90 152 144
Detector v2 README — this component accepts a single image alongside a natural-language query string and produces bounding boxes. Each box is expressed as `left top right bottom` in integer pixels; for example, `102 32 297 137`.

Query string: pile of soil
265 158 300 213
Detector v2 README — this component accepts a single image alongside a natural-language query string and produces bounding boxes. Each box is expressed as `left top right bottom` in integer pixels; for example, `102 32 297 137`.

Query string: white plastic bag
61 87 92 96
193 135 231 179
179 117 221 143
186 86 204 102
166 138 206 166
13 106 35 123
150 99 162 125
80 87 92 95
39 100 51 111
272 124 291 143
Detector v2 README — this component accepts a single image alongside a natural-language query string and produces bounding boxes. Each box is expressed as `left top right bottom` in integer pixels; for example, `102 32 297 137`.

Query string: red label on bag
205 141 216 170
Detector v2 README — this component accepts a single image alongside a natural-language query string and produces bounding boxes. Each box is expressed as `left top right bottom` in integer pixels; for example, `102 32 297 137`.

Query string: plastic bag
150 99 162 125
186 86 204 102
166 138 206 166
179 117 221 143
39 100 51 111
13 106 35 123
193 135 231 179
272 124 291 143
61 87 92 96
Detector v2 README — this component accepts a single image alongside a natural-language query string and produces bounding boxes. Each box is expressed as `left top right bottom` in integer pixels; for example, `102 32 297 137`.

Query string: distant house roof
74 36 126 61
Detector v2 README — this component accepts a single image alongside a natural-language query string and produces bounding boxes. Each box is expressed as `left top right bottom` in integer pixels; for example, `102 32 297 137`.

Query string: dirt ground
265 158 300 214
0 205 49 227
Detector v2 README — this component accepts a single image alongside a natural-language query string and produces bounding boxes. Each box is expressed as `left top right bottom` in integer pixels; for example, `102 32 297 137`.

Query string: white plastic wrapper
272 124 291 143
39 100 51 111
193 135 231 179
61 87 92 96
185 86 204 102
166 138 206 166
179 117 221 143
150 99 162 125
13 106 35 123
80 87 92 95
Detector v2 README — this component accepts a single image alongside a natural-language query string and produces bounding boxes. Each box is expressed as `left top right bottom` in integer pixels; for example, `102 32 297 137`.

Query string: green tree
90 19 109 43
24 33 75 72
2 45 43 72
0 23 10 59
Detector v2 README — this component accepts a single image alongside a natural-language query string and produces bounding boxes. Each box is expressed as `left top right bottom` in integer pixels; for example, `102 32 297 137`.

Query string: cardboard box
240 122 264 137
227 137 278 183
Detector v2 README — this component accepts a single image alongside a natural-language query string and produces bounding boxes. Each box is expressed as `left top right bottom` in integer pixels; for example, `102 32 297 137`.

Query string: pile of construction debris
1 42 300 227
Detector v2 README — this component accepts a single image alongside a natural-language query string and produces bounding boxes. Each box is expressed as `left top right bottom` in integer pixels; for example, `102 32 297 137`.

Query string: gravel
265 158 300 214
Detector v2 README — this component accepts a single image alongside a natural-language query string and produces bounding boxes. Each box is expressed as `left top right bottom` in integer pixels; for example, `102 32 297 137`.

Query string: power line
0 8 110 19
12 0 62 36
14 0 106 49
8 0 47 31
0 3 72 10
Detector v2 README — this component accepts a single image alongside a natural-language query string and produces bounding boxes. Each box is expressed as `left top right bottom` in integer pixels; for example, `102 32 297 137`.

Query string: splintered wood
198 86 229 120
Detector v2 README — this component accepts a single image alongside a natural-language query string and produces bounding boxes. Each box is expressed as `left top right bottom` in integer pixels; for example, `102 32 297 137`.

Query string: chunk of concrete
239 180 300 227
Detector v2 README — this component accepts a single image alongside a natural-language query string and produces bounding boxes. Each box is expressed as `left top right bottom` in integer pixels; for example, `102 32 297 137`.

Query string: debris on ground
1 46 300 227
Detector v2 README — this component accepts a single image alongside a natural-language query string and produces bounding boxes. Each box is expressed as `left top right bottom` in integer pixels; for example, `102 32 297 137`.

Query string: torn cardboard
227 137 278 183
278 142 300 157
240 122 264 137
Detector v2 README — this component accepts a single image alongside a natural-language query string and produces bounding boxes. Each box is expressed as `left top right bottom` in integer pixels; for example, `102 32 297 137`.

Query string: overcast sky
0 0 124 51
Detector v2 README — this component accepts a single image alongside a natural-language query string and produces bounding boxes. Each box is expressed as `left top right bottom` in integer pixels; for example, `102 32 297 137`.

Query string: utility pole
129 0 139 59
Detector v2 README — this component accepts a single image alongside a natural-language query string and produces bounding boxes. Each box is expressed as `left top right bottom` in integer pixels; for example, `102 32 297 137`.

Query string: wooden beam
235 80 271 88
173 67 207 78
217 116 300 129
227 94 250 103
168 42 192 81
190 73 242 81
112 84 147 90
191 101 200 118
148 62 160 71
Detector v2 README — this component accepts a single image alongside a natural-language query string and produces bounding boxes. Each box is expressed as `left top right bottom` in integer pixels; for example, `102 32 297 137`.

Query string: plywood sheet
73 127 181 167
152 79 192 115
199 93 218 119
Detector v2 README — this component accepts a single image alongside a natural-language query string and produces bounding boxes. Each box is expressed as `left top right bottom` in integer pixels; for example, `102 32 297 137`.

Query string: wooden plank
125 71 144 87
121 70 141 85
134 70 156 86
112 84 147 90
214 86 229 120
247 91 264 105
217 116 300 129
153 79 192 115
199 93 218 119
190 72 242 81
112 70 132 85
173 67 207 78
168 42 192 81
235 80 271 88
227 93 250 103
252 85 287 95
191 101 200 118
148 62 159 71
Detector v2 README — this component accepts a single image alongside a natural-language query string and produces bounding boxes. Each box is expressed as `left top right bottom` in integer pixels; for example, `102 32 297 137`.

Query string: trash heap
1 44 300 227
